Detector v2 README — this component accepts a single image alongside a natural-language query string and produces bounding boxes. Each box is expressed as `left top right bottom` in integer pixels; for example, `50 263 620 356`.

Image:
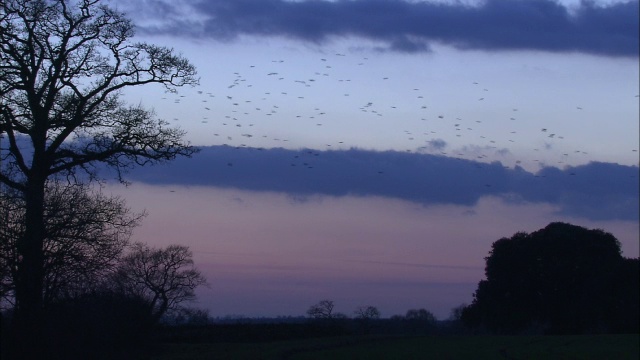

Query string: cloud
126 146 639 221
129 0 639 57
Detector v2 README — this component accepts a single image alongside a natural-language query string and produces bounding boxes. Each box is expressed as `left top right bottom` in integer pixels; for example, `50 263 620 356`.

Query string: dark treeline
155 318 458 344
152 222 639 348
2 213 638 359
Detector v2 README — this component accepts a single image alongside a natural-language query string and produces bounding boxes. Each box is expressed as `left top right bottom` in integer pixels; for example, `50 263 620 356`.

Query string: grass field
150 334 639 360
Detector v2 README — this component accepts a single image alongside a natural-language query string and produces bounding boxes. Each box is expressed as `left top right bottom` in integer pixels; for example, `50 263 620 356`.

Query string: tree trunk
16 176 46 309
10 174 47 359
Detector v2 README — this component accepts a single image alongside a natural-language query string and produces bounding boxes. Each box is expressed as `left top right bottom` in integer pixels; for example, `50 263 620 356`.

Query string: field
150 334 639 360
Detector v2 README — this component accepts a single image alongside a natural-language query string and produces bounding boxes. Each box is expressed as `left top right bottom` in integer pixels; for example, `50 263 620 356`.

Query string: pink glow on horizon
107 183 640 319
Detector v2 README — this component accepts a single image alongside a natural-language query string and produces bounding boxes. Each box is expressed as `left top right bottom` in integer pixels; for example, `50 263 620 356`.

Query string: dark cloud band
127 146 640 221
134 0 639 57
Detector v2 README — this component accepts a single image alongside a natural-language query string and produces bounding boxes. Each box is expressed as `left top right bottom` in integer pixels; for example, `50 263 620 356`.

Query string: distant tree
405 308 437 323
110 243 207 322
439 304 469 334
388 308 438 334
353 305 380 334
405 308 438 333
354 305 380 320
306 300 336 319
0 181 142 308
462 222 638 334
448 303 467 322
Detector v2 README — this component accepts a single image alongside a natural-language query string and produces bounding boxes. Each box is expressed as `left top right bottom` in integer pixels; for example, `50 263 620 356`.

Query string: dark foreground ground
149 334 639 360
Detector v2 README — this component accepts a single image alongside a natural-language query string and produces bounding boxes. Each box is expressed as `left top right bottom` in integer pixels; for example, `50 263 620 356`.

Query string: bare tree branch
1 0 199 189
0 180 143 307
111 243 207 322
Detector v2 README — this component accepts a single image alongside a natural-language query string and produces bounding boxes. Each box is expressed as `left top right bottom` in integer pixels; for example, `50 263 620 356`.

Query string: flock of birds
147 50 638 175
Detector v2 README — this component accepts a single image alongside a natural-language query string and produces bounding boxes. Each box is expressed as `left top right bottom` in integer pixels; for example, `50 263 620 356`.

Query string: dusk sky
106 0 638 319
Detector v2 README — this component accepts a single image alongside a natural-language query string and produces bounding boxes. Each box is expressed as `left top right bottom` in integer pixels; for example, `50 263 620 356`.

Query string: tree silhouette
404 308 437 322
403 308 438 333
306 299 336 319
448 303 466 322
0 181 142 308
354 305 380 320
0 0 197 353
462 222 638 334
110 243 207 322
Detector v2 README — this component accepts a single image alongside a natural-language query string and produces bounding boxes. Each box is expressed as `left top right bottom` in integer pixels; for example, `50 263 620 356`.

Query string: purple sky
105 0 640 319
109 180 638 319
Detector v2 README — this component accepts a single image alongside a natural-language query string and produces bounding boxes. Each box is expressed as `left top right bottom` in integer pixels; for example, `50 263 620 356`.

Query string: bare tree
0 0 198 335
354 305 380 320
0 181 143 309
306 299 336 319
111 243 207 322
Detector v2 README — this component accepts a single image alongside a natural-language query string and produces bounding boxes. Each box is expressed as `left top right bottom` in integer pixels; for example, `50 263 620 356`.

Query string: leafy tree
462 222 638 334
0 0 197 353
306 299 336 319
0 181 143 308
110 243 207 322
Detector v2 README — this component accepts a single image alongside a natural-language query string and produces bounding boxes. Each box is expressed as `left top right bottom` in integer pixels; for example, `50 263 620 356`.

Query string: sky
105 0 639 319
